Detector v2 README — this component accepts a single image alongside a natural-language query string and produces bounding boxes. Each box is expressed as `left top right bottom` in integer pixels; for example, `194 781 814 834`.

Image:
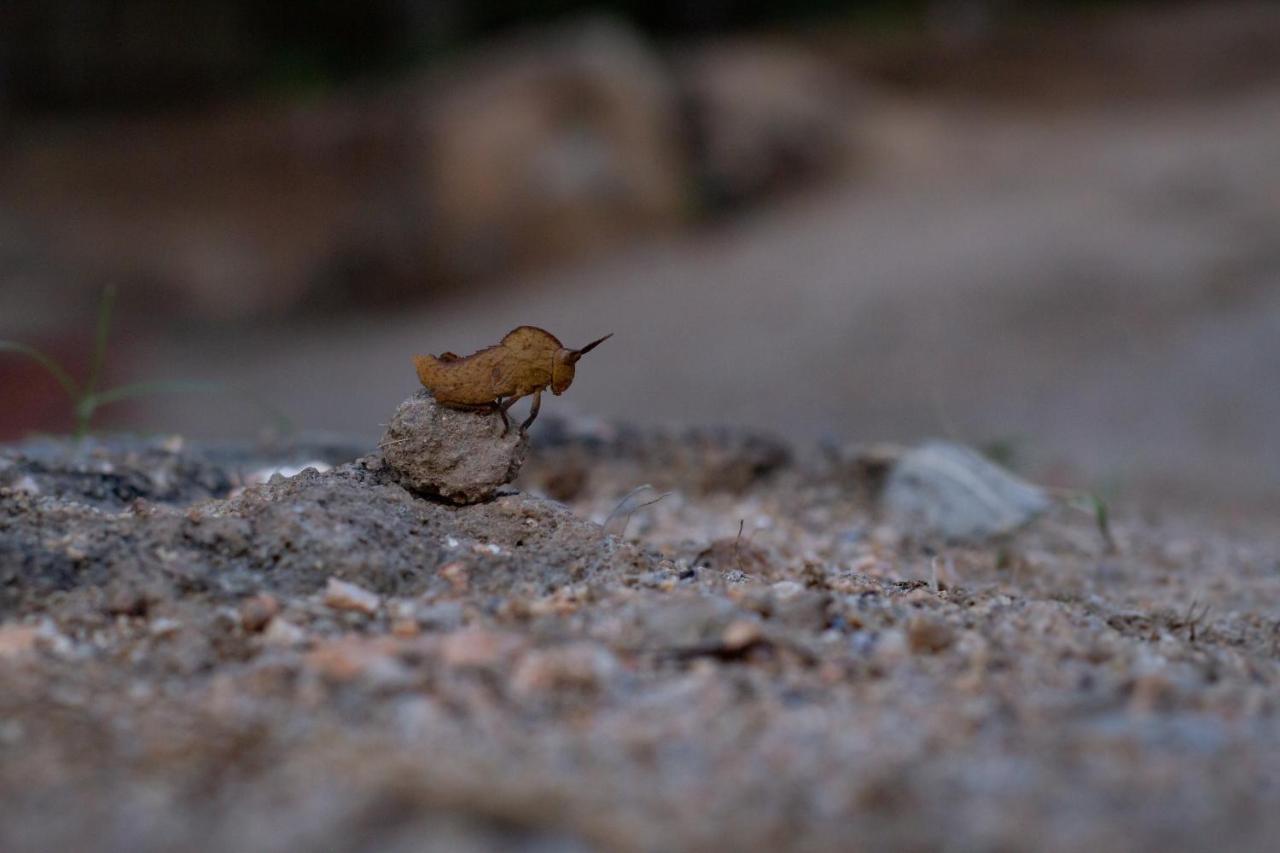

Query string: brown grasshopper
413 326 611 434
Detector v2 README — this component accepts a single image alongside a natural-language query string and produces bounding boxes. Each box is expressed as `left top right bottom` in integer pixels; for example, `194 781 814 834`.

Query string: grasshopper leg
443 400 516 436
519 389 542 433
497 395 523 436
491 398 510 436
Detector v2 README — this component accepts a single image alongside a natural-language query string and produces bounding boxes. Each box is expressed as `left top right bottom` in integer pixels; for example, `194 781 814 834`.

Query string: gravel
1 427 1278 852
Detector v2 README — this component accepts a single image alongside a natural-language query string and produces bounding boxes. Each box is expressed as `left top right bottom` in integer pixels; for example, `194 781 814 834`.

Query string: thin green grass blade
85 284 118 396
88 379 224 408
0 340 81 399
1089 493 1117 553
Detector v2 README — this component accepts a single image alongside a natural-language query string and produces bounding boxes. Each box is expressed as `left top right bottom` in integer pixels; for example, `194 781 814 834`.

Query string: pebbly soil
2 424 1279 852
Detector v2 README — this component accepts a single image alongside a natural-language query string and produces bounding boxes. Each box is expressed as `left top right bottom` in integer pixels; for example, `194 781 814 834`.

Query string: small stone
305 636 413 687
770 580 804 600
323 578 381 616
240 594 281 632
391 619 421 638
439 561 470 594
1129 673 1178 714
871 629 910 669
34 620 74 658
12 475 40 495
106 587 150 617
0 624 39 660
380 391 528 505
262 618 307 647
417 602 465 632
771 588 830 631
511 643 618 696
387 600 418 621
639 597 738 648
882 441 1049 541
148 618 183 638
906 617 954 655
721 619 765 651
440 629 524 669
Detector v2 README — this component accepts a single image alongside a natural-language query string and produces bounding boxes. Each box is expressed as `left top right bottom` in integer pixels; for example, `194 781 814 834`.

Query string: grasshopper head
550 333 611 395
550 350 577 395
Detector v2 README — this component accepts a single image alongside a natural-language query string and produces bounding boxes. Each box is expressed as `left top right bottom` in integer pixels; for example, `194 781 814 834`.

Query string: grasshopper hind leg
496 396 524 436
519 389 542 434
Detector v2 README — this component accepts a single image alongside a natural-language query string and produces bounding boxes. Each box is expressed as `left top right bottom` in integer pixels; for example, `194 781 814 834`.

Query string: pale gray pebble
882 440 1050 541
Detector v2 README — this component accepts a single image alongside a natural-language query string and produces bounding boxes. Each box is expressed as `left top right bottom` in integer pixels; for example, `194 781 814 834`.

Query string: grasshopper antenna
569 333 613 363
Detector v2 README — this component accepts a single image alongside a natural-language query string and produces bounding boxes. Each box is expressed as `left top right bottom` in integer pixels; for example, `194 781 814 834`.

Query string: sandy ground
124 83 1280 519
3 425 1280 852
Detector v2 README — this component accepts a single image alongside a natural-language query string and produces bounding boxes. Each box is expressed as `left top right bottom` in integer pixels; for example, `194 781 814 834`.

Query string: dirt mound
1 454 643 620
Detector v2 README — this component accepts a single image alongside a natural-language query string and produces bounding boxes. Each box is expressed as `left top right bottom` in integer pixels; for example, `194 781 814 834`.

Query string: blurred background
2 0 1279 515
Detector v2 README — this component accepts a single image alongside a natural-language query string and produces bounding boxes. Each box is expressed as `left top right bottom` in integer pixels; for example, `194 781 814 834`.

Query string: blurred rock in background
418 19 687 282
678 39 862 210
0 13 858 327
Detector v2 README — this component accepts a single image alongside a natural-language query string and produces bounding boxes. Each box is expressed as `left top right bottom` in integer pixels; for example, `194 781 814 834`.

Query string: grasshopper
413 326 611 434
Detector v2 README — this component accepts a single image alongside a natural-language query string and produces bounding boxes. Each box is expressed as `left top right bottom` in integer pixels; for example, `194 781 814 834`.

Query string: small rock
771 588 830 631
721 619 765 652
380 391 528 504
906 617 955 655
1129 673 1179 714
416 601 465 632
240 594 281 632
387 600 417 621
511 643 618 695
440 629 524 670
390 619 421 638
538 462 589 502
34 620 74 658
638 597 738 648
881 441 1049 541
0 624 39 660
770 580 805 600
323 577 381 616
691 537 772 575
870 629 910 669
106 586 152 617
262 618 307 647
148 618 183 638
438 561 470 594
679 41 856 208
305 636 414 687
11 475 40 495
